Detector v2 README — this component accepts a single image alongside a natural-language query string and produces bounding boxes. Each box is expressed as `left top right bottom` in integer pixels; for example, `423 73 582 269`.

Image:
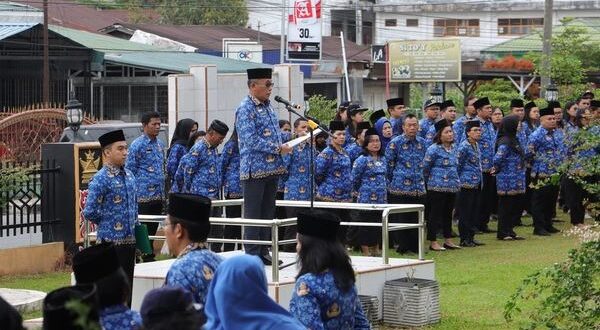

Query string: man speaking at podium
235 68 292 265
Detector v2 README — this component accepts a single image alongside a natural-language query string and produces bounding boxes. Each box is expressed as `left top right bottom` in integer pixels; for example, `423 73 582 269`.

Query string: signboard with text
388 39 461 82
372 45 386 63
287 0 322 61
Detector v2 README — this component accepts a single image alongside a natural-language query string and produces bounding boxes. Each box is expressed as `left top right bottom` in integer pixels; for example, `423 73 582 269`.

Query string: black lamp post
430 84 443 104
65 92 83 132
545 83 558 102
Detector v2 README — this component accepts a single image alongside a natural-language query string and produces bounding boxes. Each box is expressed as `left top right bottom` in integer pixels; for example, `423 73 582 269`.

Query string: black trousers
531 179 559 232
138 200 163 254
223 195 242 252
478 173 496 230
113 243 136 307
497 195 523 238
426 191 456 241
209 207 224 253
281 207 301 252
523 167 533 213
563 177 586 225
242 176 278 256
388 194 424 253
458 187 480 242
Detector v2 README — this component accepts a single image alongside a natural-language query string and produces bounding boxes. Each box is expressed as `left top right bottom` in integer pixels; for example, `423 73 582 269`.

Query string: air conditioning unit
383 278 441 327
359 295 381 330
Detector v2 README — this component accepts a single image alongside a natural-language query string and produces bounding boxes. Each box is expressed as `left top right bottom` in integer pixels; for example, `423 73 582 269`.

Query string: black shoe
141 254 156 262
460 240 476 247
443 243 461 250
481 228 497 233
533 229 551 236
546 226 561 233
498 236 514 241
471 239 486 246
259 254 282 266
512 236 526 240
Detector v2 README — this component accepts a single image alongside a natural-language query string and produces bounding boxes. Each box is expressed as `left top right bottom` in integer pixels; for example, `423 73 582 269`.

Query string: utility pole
355 0 362 45
540 0 553 94
280 0 286 63
43 0 50 106
257 20 261 44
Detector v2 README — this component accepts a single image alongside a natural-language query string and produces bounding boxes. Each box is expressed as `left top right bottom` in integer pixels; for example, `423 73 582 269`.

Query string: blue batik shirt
477 118 496 172
235 96 286 180
166 143 188 186
165 244 223 313
527 126 566 178
83 164 138 244
418 118 435 140
390 116 403 136
284 141 316 201
452 114 476 145
125 134 165 203
99 304 142 330
423 144 460 193
385 134 427 197
345 142 363 164
456 139 482 189
278 131 292 193
290 271 370 330
315 146 353 202
424 124 437 149
219 140 242 198
352 155 387 204
494 144 526 195
517 127 528 151
174 138 221 199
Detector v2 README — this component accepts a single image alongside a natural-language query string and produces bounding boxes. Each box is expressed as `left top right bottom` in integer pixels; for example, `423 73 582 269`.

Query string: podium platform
131 251 435 319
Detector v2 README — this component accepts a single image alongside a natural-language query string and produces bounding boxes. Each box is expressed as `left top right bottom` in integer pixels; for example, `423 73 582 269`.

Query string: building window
498 18 543 35
406 19 419 27
433 19 479 37
385 19 397 27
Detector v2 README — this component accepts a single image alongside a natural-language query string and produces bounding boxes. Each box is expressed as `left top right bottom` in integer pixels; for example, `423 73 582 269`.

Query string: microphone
274 96 301 109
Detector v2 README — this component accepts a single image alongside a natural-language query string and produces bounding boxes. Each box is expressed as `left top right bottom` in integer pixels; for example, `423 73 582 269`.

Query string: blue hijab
204 255 305 330
374 117 392 151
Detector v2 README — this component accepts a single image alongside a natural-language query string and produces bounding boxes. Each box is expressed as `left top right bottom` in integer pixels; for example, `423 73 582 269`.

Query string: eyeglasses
256 82 275 88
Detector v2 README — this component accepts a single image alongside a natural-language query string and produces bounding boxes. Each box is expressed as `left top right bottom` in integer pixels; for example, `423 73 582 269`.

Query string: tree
474 78 521 111
524 17 600 100
157 0 248 26
305 95 337 124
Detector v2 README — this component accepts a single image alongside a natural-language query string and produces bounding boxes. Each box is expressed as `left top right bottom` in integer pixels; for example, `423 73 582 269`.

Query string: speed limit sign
287 0 322 61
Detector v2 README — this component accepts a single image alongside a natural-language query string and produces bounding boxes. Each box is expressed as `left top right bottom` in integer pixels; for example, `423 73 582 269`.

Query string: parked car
60 122 169 147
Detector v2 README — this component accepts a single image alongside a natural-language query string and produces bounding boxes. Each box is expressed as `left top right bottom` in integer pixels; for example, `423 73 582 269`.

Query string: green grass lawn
0 209 584 329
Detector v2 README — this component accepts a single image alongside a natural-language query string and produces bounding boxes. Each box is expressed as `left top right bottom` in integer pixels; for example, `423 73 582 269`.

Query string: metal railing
86 199 426 282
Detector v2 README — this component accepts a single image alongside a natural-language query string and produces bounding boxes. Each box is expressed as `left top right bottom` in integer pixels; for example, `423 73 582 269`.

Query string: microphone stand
282 104 333 210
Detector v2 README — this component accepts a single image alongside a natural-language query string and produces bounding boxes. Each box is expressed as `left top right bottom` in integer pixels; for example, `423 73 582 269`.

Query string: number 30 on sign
287 0 322 61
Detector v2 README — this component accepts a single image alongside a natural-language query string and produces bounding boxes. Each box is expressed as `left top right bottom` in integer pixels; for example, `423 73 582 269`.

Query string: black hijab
496 114 524 159
170 119 197 148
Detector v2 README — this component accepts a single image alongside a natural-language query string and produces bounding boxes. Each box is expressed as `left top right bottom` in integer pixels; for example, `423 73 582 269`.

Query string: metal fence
85 199 426 282
0 160 61 238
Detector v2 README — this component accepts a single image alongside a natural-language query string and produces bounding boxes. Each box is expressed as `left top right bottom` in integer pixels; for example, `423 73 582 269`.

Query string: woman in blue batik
219 129 242 252
290 210 370 330
522 101 539 215
344 104 367 147
493 115 527 241
352 128 386 256
167 119 198 187
423 119 461 251
374 117 393 151
316 120 353 243
345 121 371 164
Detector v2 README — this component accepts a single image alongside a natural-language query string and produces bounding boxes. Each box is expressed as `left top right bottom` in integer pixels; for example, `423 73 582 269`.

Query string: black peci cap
539 107 554 117
297 210 340 241
329 120 345 132
464 120 480 134
386 97 404 108
473 97 490 109
43 284 100 330
357 121 371 131
441 99 455 110
72 242 122 284
247 68 272 80
369 109 386 125
209 120 229 136
98 130 125 148
434 119 450 133
510 99 524 108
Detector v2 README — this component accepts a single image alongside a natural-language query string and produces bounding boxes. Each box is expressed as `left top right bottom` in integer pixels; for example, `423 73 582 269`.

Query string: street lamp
65 92 83 132
430 84 443 104
545 83 558 102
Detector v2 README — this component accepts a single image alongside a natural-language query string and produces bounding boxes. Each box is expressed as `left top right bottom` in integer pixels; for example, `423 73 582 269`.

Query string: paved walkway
0 288 46 313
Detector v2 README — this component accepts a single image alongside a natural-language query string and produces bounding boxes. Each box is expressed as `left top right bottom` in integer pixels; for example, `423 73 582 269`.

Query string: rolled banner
285 128 322 148
135 224 153 255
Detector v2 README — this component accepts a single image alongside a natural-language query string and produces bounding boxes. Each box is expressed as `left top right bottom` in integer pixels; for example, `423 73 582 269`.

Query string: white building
247 0 600 58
